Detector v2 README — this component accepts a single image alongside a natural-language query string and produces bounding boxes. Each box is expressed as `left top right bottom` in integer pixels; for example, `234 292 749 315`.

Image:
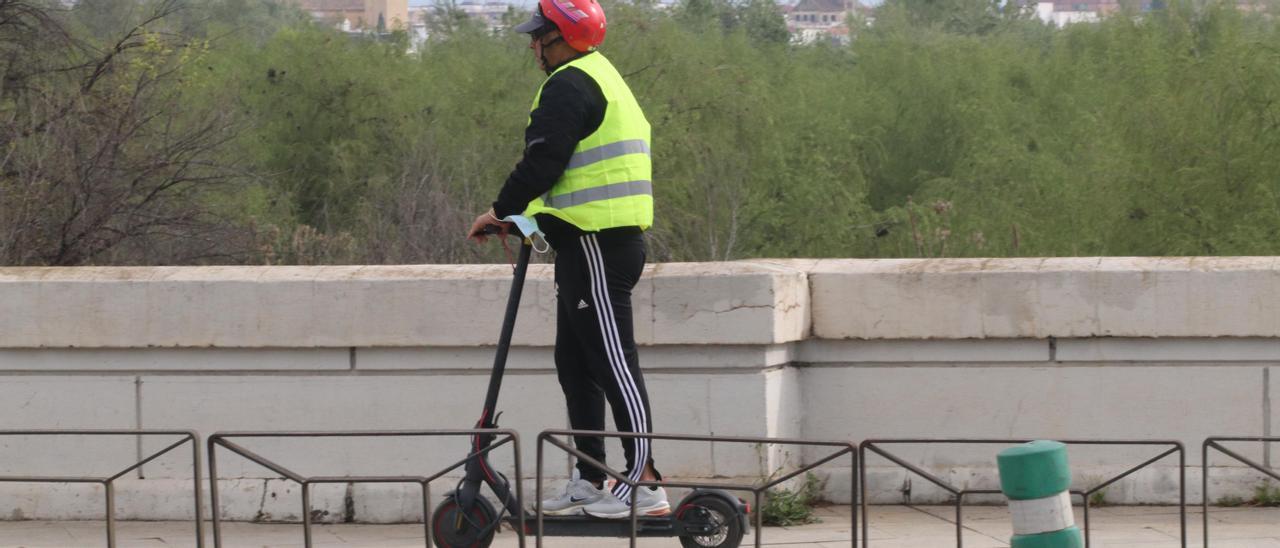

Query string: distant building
1031 0 1274 26
1050 0 1123 14
291 0 361 29
458 1 512 32
1032 0 1131 25
367 0 411 30
1035 2 1101 25
408 6 431 25
408 6 431 44
786 0 872 44
789 0 848 26
408 1 512 34
291 0 410 32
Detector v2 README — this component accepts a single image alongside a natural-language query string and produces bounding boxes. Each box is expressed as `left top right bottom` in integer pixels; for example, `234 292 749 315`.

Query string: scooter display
432 228 748 548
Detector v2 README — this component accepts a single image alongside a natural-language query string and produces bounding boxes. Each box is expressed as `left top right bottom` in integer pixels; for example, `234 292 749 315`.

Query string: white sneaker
583 486 671 519
539 478 606 516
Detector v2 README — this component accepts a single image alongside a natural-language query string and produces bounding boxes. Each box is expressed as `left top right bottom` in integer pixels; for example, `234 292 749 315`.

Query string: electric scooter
431 226 748 547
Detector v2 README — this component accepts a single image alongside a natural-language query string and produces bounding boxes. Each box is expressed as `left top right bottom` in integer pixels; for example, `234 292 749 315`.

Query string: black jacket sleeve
492 66 606 219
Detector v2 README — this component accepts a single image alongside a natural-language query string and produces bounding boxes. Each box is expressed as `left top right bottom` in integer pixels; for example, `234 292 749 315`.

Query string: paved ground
0 505 1277 547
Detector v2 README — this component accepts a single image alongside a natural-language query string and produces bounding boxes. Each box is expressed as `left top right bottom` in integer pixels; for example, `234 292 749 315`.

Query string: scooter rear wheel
431 494 498 548
678 494 745 548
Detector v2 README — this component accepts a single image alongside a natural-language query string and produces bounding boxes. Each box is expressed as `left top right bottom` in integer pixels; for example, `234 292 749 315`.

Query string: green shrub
761 472 822 527
1216 495 1246 507
1252 482 1280 507
1088 489 1108 508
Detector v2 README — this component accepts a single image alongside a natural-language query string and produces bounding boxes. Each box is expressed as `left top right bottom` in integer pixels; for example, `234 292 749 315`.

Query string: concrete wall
0 257 1274 521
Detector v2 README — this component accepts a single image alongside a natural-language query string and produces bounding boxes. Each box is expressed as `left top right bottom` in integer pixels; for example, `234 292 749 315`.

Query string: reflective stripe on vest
521 52 653 232
542 180 652 209
566 139 650 170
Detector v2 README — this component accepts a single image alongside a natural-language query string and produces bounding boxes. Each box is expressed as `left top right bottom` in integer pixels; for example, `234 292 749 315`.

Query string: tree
875 0 1028 35
741 0 791 44
0 0 247 265
427 0 482 37
675 0 741 32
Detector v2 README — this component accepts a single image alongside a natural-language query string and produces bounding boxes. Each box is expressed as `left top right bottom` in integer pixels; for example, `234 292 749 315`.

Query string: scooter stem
480 241 533 421
457 240 533 515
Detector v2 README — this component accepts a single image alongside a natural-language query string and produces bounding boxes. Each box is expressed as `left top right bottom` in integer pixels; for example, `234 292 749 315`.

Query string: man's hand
467 208 513 243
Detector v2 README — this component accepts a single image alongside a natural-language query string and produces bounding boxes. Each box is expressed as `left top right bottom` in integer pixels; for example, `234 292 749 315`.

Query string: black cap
514 5 554 34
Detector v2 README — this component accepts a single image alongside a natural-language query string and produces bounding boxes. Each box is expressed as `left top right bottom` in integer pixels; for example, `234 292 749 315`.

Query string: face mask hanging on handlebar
498 214 550 254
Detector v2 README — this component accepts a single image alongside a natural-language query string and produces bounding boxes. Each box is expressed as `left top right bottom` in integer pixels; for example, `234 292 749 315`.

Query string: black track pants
554 227 655 503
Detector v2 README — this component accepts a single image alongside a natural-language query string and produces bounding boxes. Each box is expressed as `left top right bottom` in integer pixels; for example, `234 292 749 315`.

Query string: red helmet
515 0 607 52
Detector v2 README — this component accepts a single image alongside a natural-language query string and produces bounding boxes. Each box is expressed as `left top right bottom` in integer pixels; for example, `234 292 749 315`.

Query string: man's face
530 30 560 72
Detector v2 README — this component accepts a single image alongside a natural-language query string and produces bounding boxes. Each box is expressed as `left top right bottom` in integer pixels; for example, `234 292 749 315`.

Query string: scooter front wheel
431 494 498 548
678 493 745 548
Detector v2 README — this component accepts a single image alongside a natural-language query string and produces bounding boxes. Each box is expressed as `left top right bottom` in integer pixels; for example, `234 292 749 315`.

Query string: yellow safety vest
521 52 653 231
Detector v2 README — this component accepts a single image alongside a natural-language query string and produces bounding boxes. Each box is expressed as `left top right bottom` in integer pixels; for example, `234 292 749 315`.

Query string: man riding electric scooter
441 228 746 547
453 3 747 545
467 0 665 520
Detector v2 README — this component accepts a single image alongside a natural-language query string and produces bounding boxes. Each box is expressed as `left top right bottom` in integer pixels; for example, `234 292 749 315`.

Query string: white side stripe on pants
581 234 649 503
581 236 644 448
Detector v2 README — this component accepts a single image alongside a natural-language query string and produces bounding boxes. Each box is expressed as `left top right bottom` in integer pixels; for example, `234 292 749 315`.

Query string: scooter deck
508 514 681 538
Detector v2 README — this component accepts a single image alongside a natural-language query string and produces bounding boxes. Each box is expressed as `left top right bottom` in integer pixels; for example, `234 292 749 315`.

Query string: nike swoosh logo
570 496 589 502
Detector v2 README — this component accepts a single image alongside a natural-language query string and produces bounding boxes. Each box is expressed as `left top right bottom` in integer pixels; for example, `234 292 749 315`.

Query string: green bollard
997 440 1084 548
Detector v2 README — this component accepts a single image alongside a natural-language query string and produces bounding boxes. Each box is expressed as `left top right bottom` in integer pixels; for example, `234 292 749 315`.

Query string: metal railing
1201 436 1280 547
5 430 1248 548
207 429 524 548
536 428 859 548
0 429 203 548
860 438 1186 548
